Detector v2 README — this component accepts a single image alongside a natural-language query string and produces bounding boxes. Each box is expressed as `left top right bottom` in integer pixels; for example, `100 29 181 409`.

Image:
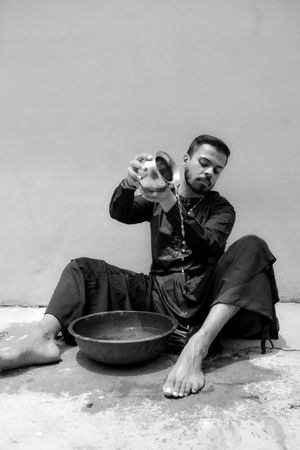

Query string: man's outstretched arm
109 182 154 224
109 154 154 224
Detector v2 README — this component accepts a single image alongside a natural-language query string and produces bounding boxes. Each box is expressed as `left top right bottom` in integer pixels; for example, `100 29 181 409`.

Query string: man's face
183 144 227 194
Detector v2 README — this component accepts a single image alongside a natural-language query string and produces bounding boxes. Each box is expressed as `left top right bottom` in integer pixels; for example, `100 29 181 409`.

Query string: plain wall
0 0 299 305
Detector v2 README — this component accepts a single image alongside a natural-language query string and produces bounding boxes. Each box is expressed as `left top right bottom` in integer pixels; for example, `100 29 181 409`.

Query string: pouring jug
139 151 180 192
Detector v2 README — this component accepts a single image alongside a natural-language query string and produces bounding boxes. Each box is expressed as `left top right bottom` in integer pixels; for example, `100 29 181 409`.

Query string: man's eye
200 160 208 167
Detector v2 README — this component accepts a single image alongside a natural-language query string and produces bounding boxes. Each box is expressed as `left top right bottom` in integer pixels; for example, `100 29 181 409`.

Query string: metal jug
139 151 180 192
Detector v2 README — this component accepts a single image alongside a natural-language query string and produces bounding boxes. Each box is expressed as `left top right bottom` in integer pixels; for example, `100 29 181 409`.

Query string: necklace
174 189 204 260
185 196 204 215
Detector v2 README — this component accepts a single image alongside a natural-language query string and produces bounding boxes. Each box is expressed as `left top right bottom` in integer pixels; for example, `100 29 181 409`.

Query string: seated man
0 134 279 398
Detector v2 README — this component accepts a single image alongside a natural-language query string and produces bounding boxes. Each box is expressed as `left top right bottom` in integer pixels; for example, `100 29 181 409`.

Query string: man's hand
125 154 153 189
141 185 177 212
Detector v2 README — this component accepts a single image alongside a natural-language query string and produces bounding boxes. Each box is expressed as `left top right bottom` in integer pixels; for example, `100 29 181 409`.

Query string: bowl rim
68 310 178 345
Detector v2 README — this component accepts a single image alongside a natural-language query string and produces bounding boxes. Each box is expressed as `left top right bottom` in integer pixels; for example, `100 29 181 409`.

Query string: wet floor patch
0 332 281 415
0 322 42 347
0 321 289 417
1 307 299 448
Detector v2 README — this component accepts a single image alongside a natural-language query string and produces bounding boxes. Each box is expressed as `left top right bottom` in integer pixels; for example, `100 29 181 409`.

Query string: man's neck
177 183 205 199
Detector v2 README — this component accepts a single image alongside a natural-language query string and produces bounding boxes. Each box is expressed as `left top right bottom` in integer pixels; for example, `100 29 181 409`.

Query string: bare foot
0 323 61 372
163 334 206 398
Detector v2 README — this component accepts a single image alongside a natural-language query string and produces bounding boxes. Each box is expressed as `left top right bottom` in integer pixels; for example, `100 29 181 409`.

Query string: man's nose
204 167 213 177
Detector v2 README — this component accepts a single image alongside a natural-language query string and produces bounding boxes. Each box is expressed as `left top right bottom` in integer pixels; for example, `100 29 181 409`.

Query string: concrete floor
0 303 299 450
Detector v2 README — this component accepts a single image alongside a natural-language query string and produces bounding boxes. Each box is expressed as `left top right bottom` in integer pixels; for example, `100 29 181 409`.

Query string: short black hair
187 134 231 161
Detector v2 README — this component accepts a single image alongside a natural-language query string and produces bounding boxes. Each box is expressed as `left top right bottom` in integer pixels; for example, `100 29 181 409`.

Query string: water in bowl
94 326 161 341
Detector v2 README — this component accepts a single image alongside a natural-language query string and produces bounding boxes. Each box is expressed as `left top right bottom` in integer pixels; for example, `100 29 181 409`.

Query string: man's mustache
196 177 211 187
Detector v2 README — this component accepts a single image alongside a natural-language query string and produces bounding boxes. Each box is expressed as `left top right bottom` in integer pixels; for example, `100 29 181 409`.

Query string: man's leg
163 303 239 398
0 314 62 371
0 258 150 372
0 259 86 372
163 235 279 398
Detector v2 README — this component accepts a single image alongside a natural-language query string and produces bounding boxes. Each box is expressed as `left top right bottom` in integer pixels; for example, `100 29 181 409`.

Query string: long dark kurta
46 181 279 346
109 182 235 274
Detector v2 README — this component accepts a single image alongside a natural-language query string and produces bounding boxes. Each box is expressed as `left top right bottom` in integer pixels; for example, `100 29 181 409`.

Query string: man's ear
183 154 190 166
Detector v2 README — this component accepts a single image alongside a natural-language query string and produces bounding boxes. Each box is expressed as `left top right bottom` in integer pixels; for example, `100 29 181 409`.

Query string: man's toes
167 386 179 398
191 379 204 394
163 385 173 397
184 382 193 396
163 377 184 398
163 376 176 397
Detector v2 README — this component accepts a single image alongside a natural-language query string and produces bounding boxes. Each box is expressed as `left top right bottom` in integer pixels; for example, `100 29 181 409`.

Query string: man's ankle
190 330 210 360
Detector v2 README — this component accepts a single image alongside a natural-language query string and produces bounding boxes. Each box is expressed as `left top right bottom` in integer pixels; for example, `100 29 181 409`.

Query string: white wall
0 0 299 305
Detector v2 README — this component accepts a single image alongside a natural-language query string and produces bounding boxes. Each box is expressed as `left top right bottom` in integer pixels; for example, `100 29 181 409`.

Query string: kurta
109 182 236 274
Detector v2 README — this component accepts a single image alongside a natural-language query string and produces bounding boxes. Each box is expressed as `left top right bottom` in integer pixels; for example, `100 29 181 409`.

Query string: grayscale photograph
0 1 299 449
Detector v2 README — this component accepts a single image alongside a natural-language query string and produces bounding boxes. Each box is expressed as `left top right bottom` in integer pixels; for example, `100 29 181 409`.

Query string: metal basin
68 311 178 365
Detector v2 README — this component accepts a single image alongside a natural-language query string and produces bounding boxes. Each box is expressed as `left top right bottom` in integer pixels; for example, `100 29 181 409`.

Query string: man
0 135 279 398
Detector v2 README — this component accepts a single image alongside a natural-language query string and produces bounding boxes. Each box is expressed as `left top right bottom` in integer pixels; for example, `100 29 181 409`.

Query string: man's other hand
141 186 177 212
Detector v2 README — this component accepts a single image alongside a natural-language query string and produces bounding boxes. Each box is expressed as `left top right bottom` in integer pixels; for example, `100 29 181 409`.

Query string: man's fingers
126 154 153 187
128 154 153 175
141 189 160 203
128 167 142 182
134 154 153 163
129 160 144 171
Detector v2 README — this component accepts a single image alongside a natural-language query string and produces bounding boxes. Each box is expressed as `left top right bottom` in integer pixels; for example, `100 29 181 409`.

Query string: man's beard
184 170 213 195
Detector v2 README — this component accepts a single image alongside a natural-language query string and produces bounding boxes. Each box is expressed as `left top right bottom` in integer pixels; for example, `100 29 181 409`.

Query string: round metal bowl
68 311 178 365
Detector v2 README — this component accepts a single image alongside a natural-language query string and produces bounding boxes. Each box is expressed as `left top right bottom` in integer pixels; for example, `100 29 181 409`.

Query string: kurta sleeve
165 194 235 249
109 180 154 224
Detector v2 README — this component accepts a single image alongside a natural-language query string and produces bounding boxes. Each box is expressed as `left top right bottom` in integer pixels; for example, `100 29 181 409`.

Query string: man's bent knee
235 234 267 247
228 234 271 254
